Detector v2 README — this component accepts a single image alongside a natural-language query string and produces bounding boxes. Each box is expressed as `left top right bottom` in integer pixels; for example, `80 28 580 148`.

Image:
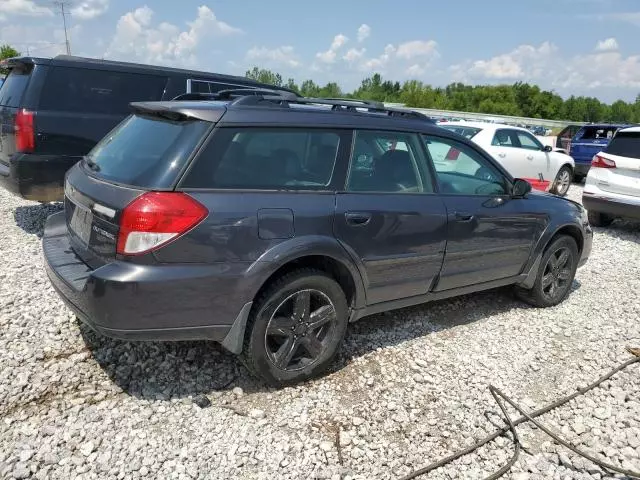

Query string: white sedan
437 121 575 196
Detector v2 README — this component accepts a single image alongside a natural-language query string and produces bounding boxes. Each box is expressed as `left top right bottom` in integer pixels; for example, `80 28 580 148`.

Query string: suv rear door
333 130 447 305
596 130 640 198
0 60 34 171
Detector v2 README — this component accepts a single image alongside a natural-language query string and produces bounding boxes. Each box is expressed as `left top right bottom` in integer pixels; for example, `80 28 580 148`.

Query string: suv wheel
550 166 572 196
587 210 614 227
241 269 349 386
515 235 579 308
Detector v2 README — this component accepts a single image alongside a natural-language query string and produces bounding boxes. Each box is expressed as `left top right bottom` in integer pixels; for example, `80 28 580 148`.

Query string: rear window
39 67 167 115
605 131 640 159
0 69 31 107
85 114 210 188
577 126 618 141
181 128 341 190
440 125 482 139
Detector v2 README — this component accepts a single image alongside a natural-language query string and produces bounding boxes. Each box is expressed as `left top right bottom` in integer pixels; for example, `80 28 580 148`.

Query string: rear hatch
0 60 34 169
594 130 640 198
571 126 621 164
64 110 212 267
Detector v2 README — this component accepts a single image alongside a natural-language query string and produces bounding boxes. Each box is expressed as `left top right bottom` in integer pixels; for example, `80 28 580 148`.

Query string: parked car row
437 120 575 196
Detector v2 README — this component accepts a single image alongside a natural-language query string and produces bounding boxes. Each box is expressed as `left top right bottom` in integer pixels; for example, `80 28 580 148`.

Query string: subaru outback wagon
43 94 593 386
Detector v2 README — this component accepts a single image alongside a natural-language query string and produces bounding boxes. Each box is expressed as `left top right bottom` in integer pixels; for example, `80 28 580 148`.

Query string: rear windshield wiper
84 157 101 172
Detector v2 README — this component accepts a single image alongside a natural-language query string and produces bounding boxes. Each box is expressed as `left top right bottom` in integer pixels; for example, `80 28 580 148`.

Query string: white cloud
357 24 371 42
362 44 396 71
71 0 109 20
455 42 557 80
0 0 52 17
595 37 618 52
343 48 366 62
396 40 438 60
451 40 640 94
246 45 300 68
316 33 348 64
105 5 241 67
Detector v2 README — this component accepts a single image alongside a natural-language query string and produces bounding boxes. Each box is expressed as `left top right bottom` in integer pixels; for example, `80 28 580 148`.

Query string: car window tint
346 131 432 194
0 69 31 107
86 114 210 188
423 135 507 196
492 129 518 147
181 128 340 190
578 126 619 140
39 67 167 114
605 131 640 159
516 131 542 150
440 125 482 139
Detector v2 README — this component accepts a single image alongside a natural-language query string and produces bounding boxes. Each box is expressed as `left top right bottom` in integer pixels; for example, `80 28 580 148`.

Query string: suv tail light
591 154 616 169
445 147 460 161
117 192 208 256
15 109 35 152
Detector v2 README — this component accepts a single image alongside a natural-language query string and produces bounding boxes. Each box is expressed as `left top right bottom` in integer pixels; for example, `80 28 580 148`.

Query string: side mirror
543 145 553 152
512 178 532 198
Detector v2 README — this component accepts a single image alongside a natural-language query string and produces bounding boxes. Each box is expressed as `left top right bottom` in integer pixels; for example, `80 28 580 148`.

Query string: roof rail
172 88 298 102
231 95 432 121
322 97 384 108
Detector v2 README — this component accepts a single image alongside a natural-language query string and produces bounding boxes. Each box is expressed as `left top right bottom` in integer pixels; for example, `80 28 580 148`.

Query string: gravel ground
1 183 639 480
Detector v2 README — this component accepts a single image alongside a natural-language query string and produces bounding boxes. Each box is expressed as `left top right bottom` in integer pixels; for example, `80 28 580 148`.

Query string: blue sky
2 0 640 102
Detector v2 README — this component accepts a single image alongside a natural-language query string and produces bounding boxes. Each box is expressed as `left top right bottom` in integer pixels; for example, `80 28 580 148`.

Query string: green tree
244 67 283 87
0 45 20 76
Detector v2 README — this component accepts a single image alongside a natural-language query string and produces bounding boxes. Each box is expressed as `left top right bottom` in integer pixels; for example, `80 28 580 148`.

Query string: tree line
245 66 640 124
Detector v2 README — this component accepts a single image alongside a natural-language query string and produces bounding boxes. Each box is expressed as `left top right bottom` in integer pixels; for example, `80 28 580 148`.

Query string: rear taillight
591 154 616 169
117 192 208 256
445 148 460 161
15 109 35 152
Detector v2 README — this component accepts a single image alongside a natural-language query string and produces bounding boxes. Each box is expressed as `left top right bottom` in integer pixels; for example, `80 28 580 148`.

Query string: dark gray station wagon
43 95 593 385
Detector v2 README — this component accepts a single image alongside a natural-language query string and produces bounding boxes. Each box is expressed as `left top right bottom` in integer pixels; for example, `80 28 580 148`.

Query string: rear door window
0 69 31 107
85 114 211 188
39 67 167 114
605 131 640 159
181 128 342 190
576 126 618 141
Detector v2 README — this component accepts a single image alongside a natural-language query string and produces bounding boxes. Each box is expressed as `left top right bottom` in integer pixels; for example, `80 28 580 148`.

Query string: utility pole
53 1 72 55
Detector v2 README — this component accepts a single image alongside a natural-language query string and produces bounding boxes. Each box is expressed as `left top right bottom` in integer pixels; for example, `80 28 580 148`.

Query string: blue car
570 124 631 182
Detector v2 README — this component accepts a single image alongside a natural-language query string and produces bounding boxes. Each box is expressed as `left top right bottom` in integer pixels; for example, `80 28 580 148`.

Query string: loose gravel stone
1 184 639 480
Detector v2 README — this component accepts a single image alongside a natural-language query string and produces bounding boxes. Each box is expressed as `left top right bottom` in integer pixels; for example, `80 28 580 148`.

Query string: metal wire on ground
400 347 640 480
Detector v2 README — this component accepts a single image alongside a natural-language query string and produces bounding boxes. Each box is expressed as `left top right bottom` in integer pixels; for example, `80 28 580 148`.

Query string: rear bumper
43 211 255 347
582 192 640 220
0 153 79 202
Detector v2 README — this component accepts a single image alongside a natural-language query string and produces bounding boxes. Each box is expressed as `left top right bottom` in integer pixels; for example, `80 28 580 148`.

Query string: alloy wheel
541 247 573 301
264 289 337 371
555 169 571 196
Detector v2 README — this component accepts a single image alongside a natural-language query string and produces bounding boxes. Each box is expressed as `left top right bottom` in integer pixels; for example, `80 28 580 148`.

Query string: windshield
605 131 640 159
440 125 482 139
85 114 210 188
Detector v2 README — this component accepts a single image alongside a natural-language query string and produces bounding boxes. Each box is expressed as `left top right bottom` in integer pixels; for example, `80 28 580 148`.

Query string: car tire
241 269 349 387
514 235 579 308
550 166 572 196
587 210 614 227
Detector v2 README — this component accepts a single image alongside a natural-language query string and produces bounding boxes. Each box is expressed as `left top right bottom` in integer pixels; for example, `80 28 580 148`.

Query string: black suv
43 94 593 386
0 55 295 202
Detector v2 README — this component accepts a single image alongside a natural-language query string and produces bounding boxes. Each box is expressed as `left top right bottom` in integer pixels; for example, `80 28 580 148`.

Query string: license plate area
69 203 93 245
